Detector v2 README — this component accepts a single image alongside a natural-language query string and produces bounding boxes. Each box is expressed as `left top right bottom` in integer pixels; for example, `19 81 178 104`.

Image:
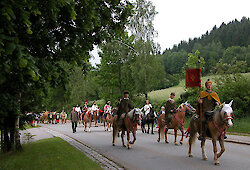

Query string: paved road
40 123 249 170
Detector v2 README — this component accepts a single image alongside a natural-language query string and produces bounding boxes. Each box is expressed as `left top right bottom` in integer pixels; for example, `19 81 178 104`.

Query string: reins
212 111 233 140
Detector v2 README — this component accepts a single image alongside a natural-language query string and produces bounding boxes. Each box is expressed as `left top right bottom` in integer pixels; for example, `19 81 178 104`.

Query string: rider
197 79 221 140
117 90 134 121
104 101 112 119
91 102 99 118
165 92 177 127
82 100 88 117
143 100 152 116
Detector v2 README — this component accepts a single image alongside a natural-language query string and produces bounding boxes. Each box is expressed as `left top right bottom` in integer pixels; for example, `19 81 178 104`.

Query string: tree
0 0 133 152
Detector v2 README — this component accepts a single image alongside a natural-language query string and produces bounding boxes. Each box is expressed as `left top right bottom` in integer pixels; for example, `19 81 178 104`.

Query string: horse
42 111 49 124
93 110 99 127
157 101 195 145
82 109 92 132
187 100 234 165
103 108 113 132
112 108 140 149
141 107 156 134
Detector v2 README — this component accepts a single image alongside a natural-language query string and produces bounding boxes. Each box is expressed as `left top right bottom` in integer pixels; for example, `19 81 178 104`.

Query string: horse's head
221 100 234 128
179 101 196 114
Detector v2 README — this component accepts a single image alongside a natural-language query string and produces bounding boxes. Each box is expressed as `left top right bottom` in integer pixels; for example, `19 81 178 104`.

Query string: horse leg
157 127 161 142
201 138 208 160
165 127 169 143
147 123 150 134
151 122 154 134
212 138 220 165
127 131 131 149
180 128 184 145
217 138 225 159
89 120 91 132
174 129 178 145
129 129 136 144
121 130 126 147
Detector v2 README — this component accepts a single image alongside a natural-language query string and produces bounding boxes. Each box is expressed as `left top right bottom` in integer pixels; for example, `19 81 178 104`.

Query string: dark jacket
70 111 79 122
165 99 176 119
117 98 134 116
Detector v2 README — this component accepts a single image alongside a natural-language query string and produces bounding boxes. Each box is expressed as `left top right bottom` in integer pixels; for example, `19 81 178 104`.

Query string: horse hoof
203 157 208 160
123 145 126 147
214 162 220 166
174 142 178 145
189 154 193 157
112 143 115 146
180 141 183 145
165 140 169 143
151 132 154 134
157 139 160 143
127 146 130 149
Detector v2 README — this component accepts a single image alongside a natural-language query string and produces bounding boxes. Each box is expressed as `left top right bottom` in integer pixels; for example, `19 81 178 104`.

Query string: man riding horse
116 90 134 122
165 92 177 128
197 79 221 140
104 101 112 119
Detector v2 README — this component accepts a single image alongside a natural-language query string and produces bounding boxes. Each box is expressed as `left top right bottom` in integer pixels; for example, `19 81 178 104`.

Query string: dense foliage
0 0 133 152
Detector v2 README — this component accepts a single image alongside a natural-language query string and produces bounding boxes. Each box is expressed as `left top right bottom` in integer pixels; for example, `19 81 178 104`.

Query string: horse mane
127 109 135 119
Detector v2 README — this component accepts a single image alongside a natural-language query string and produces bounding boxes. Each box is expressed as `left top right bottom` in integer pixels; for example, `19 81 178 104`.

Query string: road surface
39 123 250 170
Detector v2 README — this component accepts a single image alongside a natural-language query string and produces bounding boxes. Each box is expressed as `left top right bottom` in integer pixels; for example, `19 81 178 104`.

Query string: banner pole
198 56 203 139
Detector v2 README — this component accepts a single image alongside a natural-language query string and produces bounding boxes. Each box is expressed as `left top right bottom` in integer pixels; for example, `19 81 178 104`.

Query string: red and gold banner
186 69 201 87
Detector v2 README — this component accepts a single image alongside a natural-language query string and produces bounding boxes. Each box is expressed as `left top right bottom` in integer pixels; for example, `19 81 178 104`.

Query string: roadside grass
23 124 41 129
0 137 102 170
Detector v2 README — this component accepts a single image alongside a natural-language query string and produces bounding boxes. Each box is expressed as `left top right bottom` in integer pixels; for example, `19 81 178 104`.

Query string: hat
170 92 175 96
85 100 88 103
124 90 129 94
205 79 212 87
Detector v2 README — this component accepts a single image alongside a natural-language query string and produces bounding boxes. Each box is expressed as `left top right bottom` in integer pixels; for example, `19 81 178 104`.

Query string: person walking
70 107 79 133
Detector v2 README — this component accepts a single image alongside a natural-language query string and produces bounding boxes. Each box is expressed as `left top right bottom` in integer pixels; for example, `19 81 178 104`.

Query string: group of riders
69 79 225 140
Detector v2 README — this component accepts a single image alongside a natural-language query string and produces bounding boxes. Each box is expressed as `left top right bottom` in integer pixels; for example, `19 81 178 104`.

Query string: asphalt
20 123 250 170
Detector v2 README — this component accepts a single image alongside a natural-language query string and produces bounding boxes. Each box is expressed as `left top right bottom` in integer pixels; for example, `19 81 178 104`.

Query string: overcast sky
90 0 250 65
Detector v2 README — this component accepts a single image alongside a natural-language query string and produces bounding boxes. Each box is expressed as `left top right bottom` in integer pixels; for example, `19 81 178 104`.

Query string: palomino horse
112 108 140 149
187 100 234 165
157 102 195 145
103 109 113 132
141 107 156 134
83 109 92 132
93 110 99 127
42 111 49 123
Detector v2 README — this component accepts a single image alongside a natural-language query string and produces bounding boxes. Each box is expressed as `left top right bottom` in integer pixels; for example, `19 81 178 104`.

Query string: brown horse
112 108 140 149
103 112 113 132
93 110 99 127
42 111 49 124
83 110 92 132
157 102 195 145
187 100 234 165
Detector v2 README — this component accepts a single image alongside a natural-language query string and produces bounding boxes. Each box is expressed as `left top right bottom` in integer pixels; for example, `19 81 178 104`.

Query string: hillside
148 72 250 103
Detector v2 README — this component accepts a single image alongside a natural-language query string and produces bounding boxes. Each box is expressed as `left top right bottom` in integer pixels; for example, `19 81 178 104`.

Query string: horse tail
188 116 197 147
159 125 164 139
112 122 118 144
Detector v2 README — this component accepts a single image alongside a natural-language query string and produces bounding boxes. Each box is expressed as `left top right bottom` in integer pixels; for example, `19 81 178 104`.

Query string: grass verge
0 137 102 170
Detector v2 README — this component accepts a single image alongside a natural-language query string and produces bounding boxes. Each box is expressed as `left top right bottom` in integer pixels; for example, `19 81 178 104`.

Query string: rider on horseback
165 92 177 128
104 101 112 119
143 100 152 116
197 79 221 140
117 90 134 122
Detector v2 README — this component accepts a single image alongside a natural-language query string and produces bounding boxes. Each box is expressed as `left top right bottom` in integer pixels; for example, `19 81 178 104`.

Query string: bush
214 74 250 118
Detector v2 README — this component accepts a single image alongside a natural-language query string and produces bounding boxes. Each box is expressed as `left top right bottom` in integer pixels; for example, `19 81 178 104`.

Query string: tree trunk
1 129 3 152
3 128 11 152
15 117 22 151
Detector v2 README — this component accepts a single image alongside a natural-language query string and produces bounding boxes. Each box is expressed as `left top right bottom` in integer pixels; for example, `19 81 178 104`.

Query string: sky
90 0 250 66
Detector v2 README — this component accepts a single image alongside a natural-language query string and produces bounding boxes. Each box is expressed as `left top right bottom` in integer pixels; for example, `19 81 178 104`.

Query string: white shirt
91 104 98 111
144 104 152 116
75 107 81 113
